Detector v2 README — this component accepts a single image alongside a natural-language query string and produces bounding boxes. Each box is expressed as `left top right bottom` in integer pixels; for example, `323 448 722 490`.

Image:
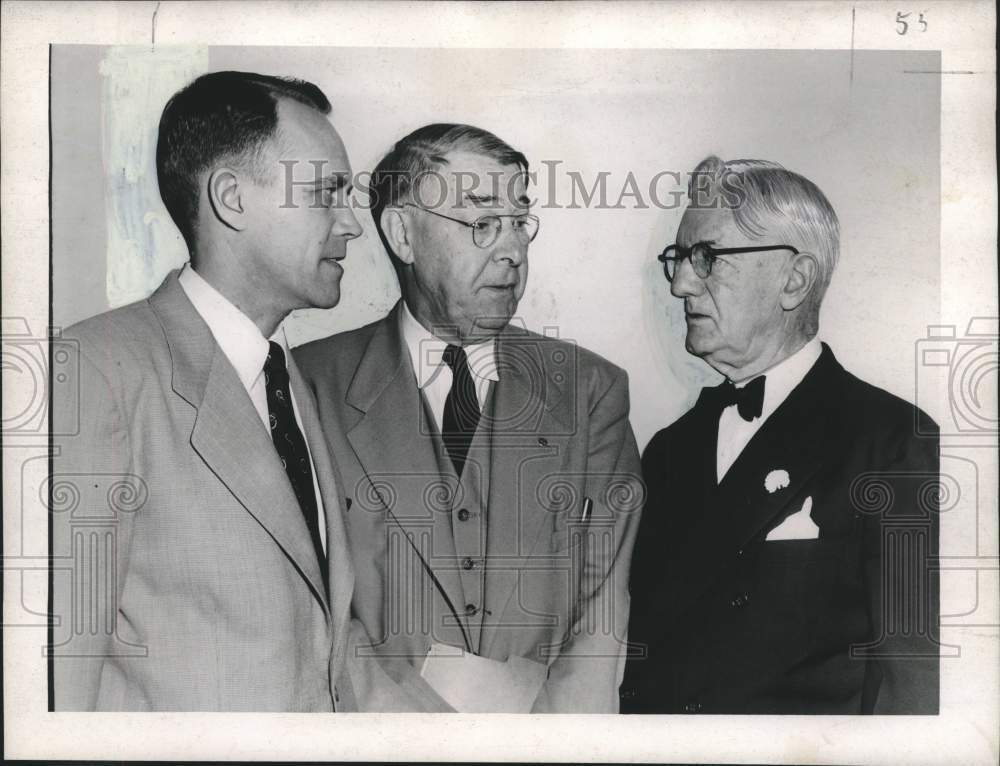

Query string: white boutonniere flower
764 469 790 494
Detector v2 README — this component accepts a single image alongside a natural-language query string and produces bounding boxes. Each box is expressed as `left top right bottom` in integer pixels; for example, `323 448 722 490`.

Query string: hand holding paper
420 643 547 713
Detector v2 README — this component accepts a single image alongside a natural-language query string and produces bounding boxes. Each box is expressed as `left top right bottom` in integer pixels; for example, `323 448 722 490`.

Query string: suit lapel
669 347 847 616
659 394 729 616
149 273 330 617
343 305 465 620
716 345 846 545
481 328 574 656
288 352 353 654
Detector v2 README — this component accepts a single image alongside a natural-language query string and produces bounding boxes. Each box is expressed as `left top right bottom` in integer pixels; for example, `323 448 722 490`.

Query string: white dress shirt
399 301 500 431
179 264 327 551
716 338 822 483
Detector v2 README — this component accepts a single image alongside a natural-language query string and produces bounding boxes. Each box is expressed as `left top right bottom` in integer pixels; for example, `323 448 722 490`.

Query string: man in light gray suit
296 124 643 712
49 71 447 711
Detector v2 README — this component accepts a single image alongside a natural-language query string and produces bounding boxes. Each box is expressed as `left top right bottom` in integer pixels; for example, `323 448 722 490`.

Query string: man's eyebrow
463 193 499 206
463 192 532 209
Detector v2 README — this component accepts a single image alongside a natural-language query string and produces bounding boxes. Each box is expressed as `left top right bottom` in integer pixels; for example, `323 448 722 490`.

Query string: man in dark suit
621 157 940 714
49 71 444 711
296 124 642 712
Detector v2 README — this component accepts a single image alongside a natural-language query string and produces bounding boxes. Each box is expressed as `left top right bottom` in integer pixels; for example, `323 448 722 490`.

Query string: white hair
688 156 840 337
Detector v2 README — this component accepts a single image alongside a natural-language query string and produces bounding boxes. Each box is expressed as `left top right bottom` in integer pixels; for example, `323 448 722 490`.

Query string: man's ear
207 168 247 232
780 251 818 311
382 207 415 265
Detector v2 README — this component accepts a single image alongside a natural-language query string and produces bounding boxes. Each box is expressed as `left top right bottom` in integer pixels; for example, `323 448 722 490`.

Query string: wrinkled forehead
675 206 743 247
420 149 529 211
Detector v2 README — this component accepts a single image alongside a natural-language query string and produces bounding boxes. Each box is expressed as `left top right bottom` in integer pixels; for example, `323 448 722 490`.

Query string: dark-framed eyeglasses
658 242 800 282
404 203 540 249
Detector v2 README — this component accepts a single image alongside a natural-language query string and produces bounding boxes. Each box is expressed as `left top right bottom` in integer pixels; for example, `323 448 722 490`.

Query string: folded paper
420 642 548 713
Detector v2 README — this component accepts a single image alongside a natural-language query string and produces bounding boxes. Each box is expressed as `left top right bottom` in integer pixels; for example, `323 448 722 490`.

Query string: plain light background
51 45 940 451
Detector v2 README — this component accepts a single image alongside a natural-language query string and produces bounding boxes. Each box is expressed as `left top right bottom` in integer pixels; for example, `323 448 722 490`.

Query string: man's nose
331 204 363 240
669 255 703 298
492 226 526 266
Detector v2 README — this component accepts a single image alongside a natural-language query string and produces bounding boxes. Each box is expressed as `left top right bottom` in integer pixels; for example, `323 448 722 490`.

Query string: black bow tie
708 375 766 421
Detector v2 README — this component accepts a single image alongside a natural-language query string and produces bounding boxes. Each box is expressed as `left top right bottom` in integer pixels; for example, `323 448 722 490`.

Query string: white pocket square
765 496 819 541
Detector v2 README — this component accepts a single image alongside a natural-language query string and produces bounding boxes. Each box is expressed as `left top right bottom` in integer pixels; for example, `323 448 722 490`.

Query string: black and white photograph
2 1 997 763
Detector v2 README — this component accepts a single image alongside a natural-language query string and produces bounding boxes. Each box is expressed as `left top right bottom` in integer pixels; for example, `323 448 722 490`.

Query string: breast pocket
758 537 851 564
752 536 865 623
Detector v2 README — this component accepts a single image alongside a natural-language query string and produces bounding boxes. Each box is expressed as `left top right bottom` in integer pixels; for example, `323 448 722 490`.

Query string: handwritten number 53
897 11 928 35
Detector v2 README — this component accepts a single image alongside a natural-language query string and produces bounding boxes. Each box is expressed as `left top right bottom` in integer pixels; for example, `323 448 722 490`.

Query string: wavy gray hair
687 156 840 337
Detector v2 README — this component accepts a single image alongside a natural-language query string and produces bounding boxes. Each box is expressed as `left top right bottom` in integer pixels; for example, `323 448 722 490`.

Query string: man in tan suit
49 71 446 711
295 124 643 712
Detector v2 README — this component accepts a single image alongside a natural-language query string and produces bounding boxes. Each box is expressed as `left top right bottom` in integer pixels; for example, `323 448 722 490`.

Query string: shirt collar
737 337 822 419
178 263 288 391
399 300 499 389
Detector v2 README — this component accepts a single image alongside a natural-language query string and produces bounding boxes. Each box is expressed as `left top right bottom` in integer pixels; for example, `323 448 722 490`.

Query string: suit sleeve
628 428 671 616
338 619 455 712
531 368 644 713
50 333 137 710
861 415 940 714
294 348 455 713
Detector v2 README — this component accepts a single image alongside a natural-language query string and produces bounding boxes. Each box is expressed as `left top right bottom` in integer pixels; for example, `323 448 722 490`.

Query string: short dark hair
156 70 331 250
369 123 528 266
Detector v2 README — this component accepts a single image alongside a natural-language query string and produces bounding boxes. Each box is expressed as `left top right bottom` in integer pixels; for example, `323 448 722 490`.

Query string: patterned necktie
441 344 482 477
263 342 327 589
710 375 767 421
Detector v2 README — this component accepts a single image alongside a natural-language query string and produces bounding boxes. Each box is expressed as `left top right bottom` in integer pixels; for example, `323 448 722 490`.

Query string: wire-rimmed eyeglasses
404 203 540 249
658 242 800 281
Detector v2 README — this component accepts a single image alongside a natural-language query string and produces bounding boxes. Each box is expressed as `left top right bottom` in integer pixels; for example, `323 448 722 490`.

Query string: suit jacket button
620 687 637 700
684 701 702 713
334 687 340 704
462 557 476 570
457 508 470 521
465 603 478 616
730 593 750 608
